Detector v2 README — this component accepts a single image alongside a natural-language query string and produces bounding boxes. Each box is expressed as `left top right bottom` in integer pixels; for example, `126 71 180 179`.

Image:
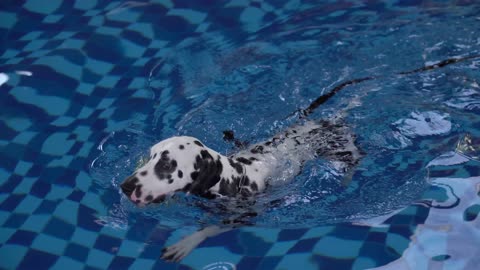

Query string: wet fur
121 120 361 205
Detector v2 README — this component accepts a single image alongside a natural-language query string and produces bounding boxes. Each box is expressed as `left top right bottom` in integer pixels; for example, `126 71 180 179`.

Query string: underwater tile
14 160 33 175
351 256 379 270
385 232 410 256
277 228 307 241
107 256 135 269
301 226 335 239
21 214 50 233
10 87 70 117
53 200 79 225
7 229 37 246
17 248 58 270
31 234 68 255
265 240 297 256
167 9 207 25
93 234 122 253
182 247 242 270
117 239 146 258
71 227 98 248
0 11 17 29
288 237 319 254
313 236 362 258
463 204 480 221
85 248 114 269
276 253 318 270
0 245 29 270
129 258 156 269
50 256 84 270
43 217 75 240
14 195 43 214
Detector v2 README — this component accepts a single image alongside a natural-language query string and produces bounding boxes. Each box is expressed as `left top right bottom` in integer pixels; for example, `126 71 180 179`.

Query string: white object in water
16 70 33 76
0 73 9 87
394 111 451 138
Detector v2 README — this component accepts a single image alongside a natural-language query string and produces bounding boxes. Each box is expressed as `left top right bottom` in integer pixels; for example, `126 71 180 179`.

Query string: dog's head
120 136 223 205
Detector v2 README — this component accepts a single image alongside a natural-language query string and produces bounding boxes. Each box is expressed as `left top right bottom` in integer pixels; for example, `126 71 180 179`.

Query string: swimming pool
1 0 480 269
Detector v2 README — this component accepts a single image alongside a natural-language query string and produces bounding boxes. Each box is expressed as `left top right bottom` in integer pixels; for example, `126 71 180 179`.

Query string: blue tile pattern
1 0 480 269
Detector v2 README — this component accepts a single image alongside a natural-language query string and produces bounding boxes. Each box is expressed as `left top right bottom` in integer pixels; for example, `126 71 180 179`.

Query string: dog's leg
161 225 231 262
161 208 257 262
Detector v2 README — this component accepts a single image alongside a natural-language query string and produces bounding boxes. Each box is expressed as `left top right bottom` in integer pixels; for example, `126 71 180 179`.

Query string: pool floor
1 0 480 269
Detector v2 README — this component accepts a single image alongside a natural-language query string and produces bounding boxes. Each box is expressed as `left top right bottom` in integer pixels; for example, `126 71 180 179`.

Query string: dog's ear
188 150 223 197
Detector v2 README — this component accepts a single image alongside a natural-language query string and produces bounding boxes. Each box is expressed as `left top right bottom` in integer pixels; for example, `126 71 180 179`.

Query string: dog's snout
120 176 138 196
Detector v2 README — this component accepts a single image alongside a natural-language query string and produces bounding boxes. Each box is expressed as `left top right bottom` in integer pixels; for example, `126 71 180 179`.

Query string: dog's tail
299 54 480 119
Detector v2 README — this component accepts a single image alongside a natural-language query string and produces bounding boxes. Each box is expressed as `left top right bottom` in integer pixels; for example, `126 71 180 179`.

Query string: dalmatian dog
120 118 363 262
118 53 480 262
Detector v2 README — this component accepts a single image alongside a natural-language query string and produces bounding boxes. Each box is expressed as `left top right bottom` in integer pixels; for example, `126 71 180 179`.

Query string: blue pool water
1 0 480 269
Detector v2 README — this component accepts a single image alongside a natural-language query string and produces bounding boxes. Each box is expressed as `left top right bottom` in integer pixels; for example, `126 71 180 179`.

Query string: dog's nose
120 176 138 196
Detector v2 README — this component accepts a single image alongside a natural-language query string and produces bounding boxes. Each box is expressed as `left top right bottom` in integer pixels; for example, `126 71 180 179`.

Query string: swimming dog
120 118 362 261
119 54 480 262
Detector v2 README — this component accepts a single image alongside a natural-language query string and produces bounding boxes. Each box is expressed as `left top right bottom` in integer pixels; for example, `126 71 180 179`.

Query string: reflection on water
456 133 480 161
371 177 480 270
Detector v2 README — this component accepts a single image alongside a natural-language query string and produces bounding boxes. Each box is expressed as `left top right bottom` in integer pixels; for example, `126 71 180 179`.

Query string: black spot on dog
152 194 166 203
182 183 192 192
135 184 142 198
179 144 184 150
250 182 258 191
249 157 258 161
203 192 217 199
309 128 321 134
178 170 183 178
194 140 204 147
200 150 212 159
219 175 250 197
168 179 173 184
120 176 139 196
153 153 157 159
188 152 223 197
333 151 354 163
240 188 251 196
127 176 139 185
251 145 264 154
265 141 272 146
219 178 237 197
242 176 250 186
228 158 243 174
140 171 147 176
236 157 252 165
154 151 177 180
145 195 153 201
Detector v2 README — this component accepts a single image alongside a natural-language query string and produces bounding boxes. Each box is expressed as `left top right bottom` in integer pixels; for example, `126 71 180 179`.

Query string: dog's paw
160 226 230 263
160 232 204 262
161 243 192 262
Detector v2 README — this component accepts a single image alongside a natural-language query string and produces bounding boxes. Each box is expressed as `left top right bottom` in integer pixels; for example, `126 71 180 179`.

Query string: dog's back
233 119 363 186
